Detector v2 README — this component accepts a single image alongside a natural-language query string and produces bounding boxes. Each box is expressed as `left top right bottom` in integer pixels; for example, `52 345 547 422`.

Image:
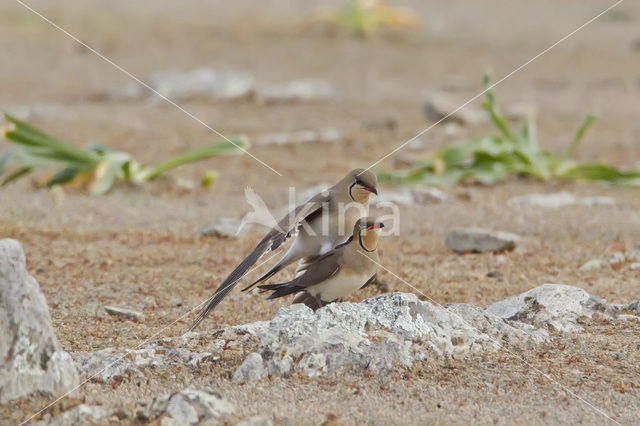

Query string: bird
188 168 378 330
258 217 384 310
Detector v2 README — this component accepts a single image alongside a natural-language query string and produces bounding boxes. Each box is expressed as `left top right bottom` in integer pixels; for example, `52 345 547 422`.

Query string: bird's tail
257 282 301 299
188 235 274 331
241 262 287 292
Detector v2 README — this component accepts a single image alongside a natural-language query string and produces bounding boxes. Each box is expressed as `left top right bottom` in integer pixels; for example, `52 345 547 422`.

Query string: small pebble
104 306 145 322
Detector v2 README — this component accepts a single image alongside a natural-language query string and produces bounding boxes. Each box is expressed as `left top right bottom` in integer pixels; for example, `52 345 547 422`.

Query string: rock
364 117 397 132
373 186 447 207
73 342 219 381
507 192 614 208
0 239 79 403
486 284 615 332
256 79 334 102
507 192 576 208
36 404 109 426
255 129 344 146
104 305 144 322
233 352 267 382
424 93 489 126
608 252 626 266
113 68 254 101
624 300 639 314
237 415 274 426
199 217 248 239
444 228 519 253
3 103 76 121
240 292 546 379
411 186 448 204
374 188 415 206
43 386 236 425
73 323 264 382
580 196 615 206
579 259 605 271
111 69 334 104
578 252 639 272
139 386 235 425
442 122 463 137
608 251 640 266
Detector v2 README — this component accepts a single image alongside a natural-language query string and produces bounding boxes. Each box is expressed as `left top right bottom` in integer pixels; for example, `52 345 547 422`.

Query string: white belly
307 273 369 302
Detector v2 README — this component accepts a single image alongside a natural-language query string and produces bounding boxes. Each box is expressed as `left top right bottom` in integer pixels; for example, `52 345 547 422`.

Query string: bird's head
353 217 384 252
344 168 378 204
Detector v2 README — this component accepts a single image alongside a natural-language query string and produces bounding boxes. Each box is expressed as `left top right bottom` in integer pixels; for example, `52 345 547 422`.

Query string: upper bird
189 168 378 330
258 217 384 309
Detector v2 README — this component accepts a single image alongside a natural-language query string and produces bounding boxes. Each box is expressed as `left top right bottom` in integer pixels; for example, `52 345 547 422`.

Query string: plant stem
141 139 246 181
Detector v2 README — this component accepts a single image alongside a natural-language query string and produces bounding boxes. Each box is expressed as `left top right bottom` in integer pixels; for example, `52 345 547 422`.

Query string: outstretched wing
188 191 331 331
258 250 343 300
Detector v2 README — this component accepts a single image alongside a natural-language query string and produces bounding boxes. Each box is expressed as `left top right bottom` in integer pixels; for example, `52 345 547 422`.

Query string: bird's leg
314 294 325 311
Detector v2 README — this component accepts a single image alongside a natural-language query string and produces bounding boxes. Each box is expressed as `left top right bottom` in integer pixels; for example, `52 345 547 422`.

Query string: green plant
320 0 420 37
0 113 247 195
379 77 640 188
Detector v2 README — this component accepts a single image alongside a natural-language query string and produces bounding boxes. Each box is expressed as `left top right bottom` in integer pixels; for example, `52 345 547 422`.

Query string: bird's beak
368 222 384 230
368 185 378 195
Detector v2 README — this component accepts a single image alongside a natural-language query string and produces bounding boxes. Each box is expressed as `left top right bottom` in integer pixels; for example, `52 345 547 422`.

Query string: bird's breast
307 272 370 302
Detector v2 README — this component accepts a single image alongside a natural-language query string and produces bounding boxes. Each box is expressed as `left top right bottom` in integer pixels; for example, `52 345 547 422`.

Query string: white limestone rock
199 217 248 239
114 68 254 101
256 79 334 102
507 192 614 208
444 228 519 253
234 292 547 379
233 352 267 382
139 386 235 425
486 284 616 332
72 343 218 381
104 305 145 322
36 404 109 426
0 239 79 403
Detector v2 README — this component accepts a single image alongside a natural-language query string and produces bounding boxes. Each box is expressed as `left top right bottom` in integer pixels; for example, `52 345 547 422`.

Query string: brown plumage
189 169 378 330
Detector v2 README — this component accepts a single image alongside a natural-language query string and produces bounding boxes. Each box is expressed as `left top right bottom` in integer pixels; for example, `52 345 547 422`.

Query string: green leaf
47 167 80 186
377 77 624 189
481 74 515 143
2 115 250 194
416 169 466 187
4 114 99 165
1 166 32 186
560 162 640 183
562 114 596 159
140 138 248 181
0 149 12 177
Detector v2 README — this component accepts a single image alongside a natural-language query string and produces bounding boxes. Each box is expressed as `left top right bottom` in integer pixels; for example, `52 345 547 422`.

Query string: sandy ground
1 0 639 424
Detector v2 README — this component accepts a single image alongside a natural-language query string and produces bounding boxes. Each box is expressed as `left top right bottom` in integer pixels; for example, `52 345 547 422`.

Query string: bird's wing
359 273 377 289
258 250 343 299
293 234 353 278
292 251 343 289
188 191 331 331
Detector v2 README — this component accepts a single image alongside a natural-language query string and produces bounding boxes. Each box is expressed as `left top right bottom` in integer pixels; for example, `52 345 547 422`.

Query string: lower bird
258 217 384 310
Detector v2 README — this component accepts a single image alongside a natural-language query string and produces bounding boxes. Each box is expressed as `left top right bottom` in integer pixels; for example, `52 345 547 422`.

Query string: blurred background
0 0 639 346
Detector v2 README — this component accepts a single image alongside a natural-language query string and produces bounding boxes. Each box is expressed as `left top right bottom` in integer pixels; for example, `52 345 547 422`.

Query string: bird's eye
354 177 365 186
